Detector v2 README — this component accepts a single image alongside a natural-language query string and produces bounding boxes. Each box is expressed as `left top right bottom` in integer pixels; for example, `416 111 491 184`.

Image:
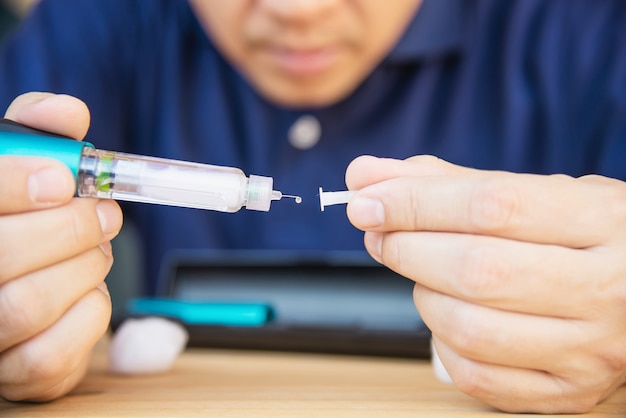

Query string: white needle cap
319 187 356 211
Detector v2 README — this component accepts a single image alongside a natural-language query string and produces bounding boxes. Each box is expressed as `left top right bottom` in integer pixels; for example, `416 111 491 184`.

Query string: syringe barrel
77 147 273 212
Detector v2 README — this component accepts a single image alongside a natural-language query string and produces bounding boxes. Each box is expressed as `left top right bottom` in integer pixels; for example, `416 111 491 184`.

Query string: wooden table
2 338 625 417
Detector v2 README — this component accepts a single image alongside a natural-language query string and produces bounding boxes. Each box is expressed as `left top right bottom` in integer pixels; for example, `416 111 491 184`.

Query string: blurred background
0 0 37 43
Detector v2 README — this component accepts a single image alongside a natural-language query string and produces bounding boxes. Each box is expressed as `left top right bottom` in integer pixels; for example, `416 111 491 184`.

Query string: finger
20 353 92 402
345 155 472 190
0 243 113 352
4 92 90 140
0 198 122 284
432 337 608 414
0 287 111 401
0 156 75 213
348 170 616 248
368 230 607 317
413 284 592 374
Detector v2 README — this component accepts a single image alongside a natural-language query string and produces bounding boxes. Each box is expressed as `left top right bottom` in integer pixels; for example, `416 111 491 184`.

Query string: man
0 0 625 413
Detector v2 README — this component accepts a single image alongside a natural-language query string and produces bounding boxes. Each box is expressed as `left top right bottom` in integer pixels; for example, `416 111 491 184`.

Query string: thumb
0 156 75 214
4 92 91 140
0 92 90 213
345 155 475 190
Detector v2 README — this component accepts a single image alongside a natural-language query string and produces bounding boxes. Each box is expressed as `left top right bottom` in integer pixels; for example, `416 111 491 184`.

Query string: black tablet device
136 250 431 358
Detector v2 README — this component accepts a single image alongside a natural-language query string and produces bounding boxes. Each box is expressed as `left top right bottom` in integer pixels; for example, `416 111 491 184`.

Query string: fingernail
96 201 122 235
28 166 73 203
349 197 385 228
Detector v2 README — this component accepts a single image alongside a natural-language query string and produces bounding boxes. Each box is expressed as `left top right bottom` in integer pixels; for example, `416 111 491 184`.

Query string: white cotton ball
431 339 454 385
108 316 189 375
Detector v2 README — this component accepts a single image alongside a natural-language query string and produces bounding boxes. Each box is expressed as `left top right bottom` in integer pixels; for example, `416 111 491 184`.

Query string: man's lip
262 46 341 77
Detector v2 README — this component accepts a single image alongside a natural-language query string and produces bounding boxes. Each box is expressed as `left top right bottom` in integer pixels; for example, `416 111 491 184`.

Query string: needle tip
283 194 302 204
272 191 302 204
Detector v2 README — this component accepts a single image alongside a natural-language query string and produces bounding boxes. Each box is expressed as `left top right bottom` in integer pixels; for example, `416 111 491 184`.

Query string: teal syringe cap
0 130 94 178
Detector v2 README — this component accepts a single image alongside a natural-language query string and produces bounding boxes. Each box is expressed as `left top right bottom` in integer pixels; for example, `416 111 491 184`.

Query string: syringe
0 118 301 212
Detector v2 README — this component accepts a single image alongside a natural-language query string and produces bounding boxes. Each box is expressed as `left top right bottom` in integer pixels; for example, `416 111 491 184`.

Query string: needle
271 191 302 204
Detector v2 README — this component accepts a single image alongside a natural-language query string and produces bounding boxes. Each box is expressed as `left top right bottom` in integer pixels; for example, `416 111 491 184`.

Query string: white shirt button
288 115 321 150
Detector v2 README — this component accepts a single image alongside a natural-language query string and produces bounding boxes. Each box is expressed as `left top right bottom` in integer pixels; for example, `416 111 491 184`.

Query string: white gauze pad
108 316 189 375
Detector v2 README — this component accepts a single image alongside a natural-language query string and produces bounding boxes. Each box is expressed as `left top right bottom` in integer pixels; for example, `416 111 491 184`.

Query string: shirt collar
385 0 464 64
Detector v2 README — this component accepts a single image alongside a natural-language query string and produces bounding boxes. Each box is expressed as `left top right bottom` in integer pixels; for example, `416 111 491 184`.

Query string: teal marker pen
0 118 301 212
128 298 272 327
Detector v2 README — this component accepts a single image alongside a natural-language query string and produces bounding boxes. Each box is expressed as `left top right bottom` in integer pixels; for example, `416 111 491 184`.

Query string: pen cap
0 122 93 178
245 175 274 211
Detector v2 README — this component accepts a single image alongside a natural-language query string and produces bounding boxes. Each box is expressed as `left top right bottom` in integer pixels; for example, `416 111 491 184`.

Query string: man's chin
252 79 359 109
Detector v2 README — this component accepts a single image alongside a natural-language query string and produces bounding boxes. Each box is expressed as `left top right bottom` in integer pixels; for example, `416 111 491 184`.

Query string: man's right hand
0 93 123 401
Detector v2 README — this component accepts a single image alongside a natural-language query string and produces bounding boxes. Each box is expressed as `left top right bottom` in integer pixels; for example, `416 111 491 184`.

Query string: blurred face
189 0 422 108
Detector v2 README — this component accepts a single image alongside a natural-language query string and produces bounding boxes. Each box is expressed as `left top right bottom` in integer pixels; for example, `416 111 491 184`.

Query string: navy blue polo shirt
0 0 625 294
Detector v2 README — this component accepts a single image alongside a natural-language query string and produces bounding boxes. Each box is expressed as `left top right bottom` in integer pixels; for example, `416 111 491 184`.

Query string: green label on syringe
95 155 114 192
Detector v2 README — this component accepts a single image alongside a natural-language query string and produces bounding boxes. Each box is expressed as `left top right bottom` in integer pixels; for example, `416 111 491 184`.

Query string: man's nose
257 0 341 23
